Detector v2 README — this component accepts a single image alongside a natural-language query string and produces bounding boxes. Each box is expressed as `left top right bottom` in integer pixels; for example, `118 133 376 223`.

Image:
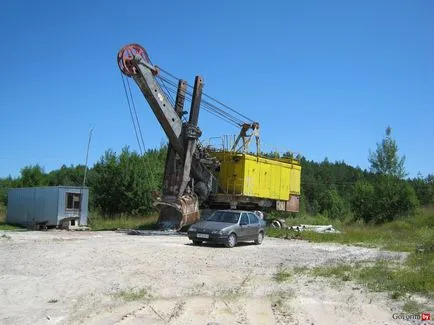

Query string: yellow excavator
117 44 301 230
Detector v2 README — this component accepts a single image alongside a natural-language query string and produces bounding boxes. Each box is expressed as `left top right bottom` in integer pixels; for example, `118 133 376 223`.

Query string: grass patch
0 222 24 231
88 213 158 231
402 300 428 313
0 204 26 231
115 288 151 302
310 253 434 300
312 263 354 282
0 204 6 222
274 268 292 283
267 225 429 252
269 208 434 300
266 207 434 253
293 266 309 274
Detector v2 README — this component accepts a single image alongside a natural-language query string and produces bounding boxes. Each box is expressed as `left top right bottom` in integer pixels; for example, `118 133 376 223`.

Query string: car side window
248 213 259 224
240 213 249 225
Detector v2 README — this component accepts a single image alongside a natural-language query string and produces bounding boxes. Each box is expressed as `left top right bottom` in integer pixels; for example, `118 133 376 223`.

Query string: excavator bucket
154 194 200 230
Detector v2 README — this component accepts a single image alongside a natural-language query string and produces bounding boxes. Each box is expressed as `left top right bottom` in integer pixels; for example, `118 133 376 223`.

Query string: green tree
410 174 434 206
322 188 349 220
352 175 419 224
352 180 375 222
88 146 166 216
19 165 48 187
0 176 17 205
356 128 419 223
47 165 85 186
372 177 418 223
368 126 407 178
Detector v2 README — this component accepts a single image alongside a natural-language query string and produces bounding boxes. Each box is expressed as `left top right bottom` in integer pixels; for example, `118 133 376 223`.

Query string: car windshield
207 211 240 223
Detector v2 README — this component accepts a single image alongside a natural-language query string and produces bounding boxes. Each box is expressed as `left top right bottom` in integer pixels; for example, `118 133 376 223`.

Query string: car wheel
225 233 237 248
192 240 202 246
254 231 264 245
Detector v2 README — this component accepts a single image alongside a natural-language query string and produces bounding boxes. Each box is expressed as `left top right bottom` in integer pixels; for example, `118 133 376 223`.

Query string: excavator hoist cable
155 77 241 127
120 72 144 154
156 77 175 107
120 72 157 190
155 69 253 126
155 74 243 127
126 76 146 152
158 67 255 124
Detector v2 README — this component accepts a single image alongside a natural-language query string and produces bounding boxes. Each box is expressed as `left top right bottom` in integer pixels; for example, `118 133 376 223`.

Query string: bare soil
0 230 425 325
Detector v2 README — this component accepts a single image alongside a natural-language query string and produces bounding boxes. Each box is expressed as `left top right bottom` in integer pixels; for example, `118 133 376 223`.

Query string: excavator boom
118 44 183 155
117 44 217 230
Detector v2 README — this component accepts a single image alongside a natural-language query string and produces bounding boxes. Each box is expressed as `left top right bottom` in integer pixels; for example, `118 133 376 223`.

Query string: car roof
214 210 254 213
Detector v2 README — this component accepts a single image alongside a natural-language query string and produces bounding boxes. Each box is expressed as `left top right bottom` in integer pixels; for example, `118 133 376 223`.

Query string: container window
66 193 81 210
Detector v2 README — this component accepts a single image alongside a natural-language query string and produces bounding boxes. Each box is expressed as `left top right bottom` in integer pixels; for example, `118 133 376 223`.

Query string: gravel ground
0 230 428 325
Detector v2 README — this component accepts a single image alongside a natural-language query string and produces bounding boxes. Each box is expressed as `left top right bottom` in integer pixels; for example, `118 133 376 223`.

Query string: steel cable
156 75 244 126
157 67 254 125
156 78 175 107
120 72 143 154
155 77 241 127
126 77 146 153
121 74 158 188
157 74 244 125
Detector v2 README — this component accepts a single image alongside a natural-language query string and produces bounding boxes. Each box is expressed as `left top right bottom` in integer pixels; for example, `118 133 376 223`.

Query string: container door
64 192 81 226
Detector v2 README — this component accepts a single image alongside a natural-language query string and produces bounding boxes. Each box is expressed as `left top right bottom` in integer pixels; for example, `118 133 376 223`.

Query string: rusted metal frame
178 76 204 196
118 45 204 229
174 80 188 117
117 45 182 154
188 76 203 126
209 193 275 209
230 122 260 154
161 80 188 196
154 195 199 229
117 44 154 77
132 56 184 155
231 123 250 153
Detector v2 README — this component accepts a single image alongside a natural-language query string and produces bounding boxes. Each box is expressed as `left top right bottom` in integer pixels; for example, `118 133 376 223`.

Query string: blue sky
0 0 433 178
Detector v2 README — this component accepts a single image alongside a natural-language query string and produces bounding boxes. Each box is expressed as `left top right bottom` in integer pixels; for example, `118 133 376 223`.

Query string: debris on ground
291 224 341 233
268 218 341 233
121 229 187 236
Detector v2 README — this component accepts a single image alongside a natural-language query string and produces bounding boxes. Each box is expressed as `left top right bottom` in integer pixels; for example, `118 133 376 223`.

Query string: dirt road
0 230 422 325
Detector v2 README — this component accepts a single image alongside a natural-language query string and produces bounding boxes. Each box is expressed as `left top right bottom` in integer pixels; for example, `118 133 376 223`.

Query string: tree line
300 127 433 222
0 146 167 216
0 127 433 223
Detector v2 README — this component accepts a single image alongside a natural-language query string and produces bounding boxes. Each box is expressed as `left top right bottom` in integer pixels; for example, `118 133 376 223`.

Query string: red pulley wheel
117 44 151 77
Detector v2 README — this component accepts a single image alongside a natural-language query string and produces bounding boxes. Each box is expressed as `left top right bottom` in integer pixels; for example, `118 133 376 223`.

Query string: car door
247 212 260 239
238 213 250 240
